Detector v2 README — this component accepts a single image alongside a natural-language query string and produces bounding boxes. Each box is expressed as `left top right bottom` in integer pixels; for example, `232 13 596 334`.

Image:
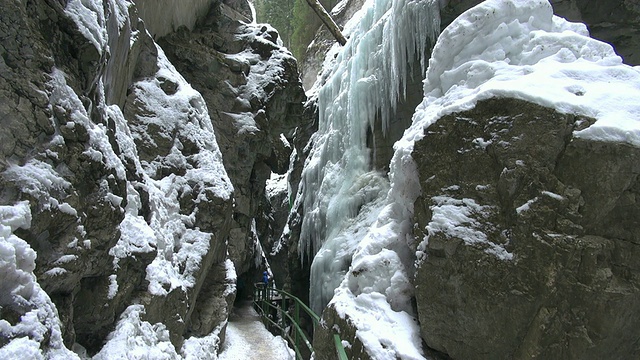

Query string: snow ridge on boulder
406 0 640 358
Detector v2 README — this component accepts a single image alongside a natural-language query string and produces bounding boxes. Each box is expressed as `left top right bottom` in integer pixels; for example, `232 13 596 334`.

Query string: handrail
253 283 347 360
334 333 348 359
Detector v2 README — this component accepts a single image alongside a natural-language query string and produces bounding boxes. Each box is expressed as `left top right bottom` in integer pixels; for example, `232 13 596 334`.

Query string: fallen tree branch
304 0 347 46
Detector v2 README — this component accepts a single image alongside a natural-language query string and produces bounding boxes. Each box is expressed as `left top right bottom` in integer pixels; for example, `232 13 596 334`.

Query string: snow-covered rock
408 0 640 358
0 0 304 357
158 6 308 287
439 0 640 66
306 0 640 359
0 202 80 360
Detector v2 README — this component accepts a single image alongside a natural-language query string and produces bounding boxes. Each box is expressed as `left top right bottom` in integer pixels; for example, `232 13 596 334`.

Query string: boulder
413 98 640 359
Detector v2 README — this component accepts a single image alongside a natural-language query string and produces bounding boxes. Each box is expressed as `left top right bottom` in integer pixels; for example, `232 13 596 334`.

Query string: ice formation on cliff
303 0 640 358
299 0 441 315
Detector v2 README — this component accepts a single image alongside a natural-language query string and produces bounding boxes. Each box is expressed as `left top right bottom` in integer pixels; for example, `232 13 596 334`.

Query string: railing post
334 333 348 360
281 293 287 337
295 301 300 355
262 283 268 327
254 284 348 360
263 283 267 299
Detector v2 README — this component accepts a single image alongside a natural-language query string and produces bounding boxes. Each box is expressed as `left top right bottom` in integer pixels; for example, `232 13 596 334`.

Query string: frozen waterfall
298 0 441 314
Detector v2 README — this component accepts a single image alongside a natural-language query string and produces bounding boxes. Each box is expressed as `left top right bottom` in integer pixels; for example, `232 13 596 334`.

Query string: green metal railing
253 283 347 360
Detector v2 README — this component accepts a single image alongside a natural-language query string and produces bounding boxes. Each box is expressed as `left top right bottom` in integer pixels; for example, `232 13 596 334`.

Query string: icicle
297 0 442 311
299 0 440 260
248 1 257 24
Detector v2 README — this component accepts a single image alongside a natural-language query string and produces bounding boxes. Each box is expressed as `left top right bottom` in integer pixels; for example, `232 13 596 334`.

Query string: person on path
262 271 269 286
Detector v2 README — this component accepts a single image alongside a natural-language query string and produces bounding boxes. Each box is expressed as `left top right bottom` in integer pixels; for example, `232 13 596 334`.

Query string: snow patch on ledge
65 0 107 54
93 305 179 359
427 196 513 261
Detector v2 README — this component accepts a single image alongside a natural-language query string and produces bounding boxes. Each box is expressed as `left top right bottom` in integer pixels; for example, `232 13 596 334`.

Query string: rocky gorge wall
413 98 640 359
156 1 307 281
2 0 639 358
302 0 640 359
0 0 307 357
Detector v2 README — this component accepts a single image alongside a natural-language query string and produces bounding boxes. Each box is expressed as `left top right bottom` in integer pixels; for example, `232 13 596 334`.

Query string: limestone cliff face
0 0 304 356
157 3 306 280
412 98 640 359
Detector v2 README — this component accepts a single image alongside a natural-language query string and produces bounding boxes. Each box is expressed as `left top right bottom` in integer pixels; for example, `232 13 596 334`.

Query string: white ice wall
299 0 441 314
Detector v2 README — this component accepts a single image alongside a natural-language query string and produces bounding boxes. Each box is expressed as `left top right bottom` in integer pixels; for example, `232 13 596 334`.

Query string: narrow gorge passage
218 301 294 360
2 0 640 358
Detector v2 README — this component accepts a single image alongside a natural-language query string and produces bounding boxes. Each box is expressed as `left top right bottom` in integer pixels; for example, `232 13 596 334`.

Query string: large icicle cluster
299 0 440 313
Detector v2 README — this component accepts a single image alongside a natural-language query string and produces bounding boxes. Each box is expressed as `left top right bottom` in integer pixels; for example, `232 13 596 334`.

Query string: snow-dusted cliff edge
0 0 304 358
299 0 640 359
